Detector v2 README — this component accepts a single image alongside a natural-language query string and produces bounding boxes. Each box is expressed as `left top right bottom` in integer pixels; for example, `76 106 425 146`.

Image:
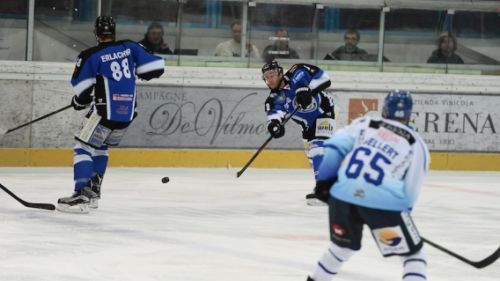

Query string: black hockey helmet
94 16 116 37
261 60 283 76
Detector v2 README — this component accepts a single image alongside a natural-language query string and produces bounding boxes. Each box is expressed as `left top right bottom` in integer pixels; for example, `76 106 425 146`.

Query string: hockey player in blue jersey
262 60 335 205
57 16 165 213
306 90 430 281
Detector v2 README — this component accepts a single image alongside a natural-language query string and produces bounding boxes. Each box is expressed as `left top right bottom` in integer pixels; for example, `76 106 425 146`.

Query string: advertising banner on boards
119 85 500 152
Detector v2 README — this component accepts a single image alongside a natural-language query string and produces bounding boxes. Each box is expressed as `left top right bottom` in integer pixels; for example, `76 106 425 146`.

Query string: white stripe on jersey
73 78 96 96
308 71 330 92
130 87 137 121
136 59 164 74
103 76 111 120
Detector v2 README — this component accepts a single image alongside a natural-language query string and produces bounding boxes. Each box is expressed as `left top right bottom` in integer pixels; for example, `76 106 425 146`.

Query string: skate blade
89 198 99 209
306 198 327 206
57 203 90 214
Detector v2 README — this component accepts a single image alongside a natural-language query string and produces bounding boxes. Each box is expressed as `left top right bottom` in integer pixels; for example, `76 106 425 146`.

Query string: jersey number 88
110 59 131 81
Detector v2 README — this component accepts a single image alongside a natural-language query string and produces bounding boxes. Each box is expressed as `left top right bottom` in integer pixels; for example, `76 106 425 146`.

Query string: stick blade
0 127 8 138
472 246 500 269
23 202 56 211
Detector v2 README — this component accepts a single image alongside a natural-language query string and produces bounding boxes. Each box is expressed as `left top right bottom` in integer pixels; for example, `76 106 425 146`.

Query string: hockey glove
267 119 285 138
71 96 89 111
295 87 312 108
314 177 337 203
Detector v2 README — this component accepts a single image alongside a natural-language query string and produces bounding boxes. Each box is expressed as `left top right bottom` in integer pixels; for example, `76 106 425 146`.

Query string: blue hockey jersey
71 40 164 122
265 63 335 140
317 116 430 211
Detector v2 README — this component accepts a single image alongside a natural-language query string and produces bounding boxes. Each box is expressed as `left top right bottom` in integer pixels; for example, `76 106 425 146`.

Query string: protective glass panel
248 2 316 68
318 7 380 71
383 9 447 72
102 0 178 58
448 10 500 74
33 0 98 61
0 0 28 60
177 1 246 67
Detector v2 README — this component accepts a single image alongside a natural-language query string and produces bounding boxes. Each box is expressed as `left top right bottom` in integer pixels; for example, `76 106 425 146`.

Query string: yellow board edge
0 148 499 171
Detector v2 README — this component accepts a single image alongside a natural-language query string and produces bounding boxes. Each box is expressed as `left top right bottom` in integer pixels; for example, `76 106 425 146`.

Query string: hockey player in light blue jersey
57 16 164 213
306 90 430 281
262 60 335 205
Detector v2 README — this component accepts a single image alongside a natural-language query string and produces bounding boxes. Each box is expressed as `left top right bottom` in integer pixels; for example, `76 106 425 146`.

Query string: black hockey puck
161 177 170 183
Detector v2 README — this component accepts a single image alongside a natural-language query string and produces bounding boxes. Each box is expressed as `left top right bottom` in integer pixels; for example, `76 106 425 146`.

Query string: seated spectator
214 22 260 58
427 32 464 64
139 22 173 54
262 28 300 63
324 29 368 61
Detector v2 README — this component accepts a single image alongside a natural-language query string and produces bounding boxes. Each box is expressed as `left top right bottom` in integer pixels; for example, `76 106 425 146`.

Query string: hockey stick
236 107 300 178
0 183 55 210
422 236 500 269
0 104 72 137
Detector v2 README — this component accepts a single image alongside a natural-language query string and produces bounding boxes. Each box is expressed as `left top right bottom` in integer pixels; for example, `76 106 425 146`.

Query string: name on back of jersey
363 137 399 160
101 48 131 62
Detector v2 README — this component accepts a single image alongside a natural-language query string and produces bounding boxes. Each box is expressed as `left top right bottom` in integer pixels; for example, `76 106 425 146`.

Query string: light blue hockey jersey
71 40 164 122
317 116 430 211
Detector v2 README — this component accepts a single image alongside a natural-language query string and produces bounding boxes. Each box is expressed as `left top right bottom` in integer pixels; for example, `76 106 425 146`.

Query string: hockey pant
73 111 129 191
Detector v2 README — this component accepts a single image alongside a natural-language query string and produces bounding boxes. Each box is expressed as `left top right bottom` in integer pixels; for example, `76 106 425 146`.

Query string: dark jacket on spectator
427 50 464 64
263 45 300 64
324 46 368 61
139 36 173 54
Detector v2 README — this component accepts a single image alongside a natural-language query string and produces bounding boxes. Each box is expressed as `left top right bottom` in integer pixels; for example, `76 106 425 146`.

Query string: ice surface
0 168 498 281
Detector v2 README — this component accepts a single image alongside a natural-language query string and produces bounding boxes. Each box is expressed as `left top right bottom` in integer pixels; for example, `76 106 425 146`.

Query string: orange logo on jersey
348 98 378 123
376 127 400 143
378 228 402 246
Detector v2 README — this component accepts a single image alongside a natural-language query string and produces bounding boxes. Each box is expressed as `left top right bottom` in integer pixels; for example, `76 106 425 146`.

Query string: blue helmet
382 90 413 120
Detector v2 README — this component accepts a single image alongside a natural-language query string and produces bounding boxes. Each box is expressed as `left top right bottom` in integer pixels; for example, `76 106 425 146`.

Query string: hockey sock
92 145 108 180
311 242 356 281
401 248 427 281
73 143 94 191
307 139 326 180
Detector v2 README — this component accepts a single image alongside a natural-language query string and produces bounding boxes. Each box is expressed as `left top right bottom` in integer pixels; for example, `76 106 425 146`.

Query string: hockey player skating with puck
307 90 430 281
57 16 164 213
262 60 335 205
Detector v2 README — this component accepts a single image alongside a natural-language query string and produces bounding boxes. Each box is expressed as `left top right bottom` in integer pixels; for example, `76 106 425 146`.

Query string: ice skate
89 174 103 209
57 186 97 214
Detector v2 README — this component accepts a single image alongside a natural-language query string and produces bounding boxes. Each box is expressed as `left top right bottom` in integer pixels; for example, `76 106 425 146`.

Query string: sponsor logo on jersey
292 71 305 83
348 98 378 123
354 189 365 198
112 93 134 101
116 105 130 115
372 226 410 256
315 118 335 138
331 224 347 236
376 127 400 143
378 228 402 246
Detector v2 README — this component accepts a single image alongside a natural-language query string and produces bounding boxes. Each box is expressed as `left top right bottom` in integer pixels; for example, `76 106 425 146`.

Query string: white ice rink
0 167 498 281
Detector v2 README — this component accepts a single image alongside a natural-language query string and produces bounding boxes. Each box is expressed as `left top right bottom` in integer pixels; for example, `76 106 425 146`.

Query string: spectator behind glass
213 22 260 58
427 32 464 64
139 22 173 54
262 28 300 64
324 29 368 61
